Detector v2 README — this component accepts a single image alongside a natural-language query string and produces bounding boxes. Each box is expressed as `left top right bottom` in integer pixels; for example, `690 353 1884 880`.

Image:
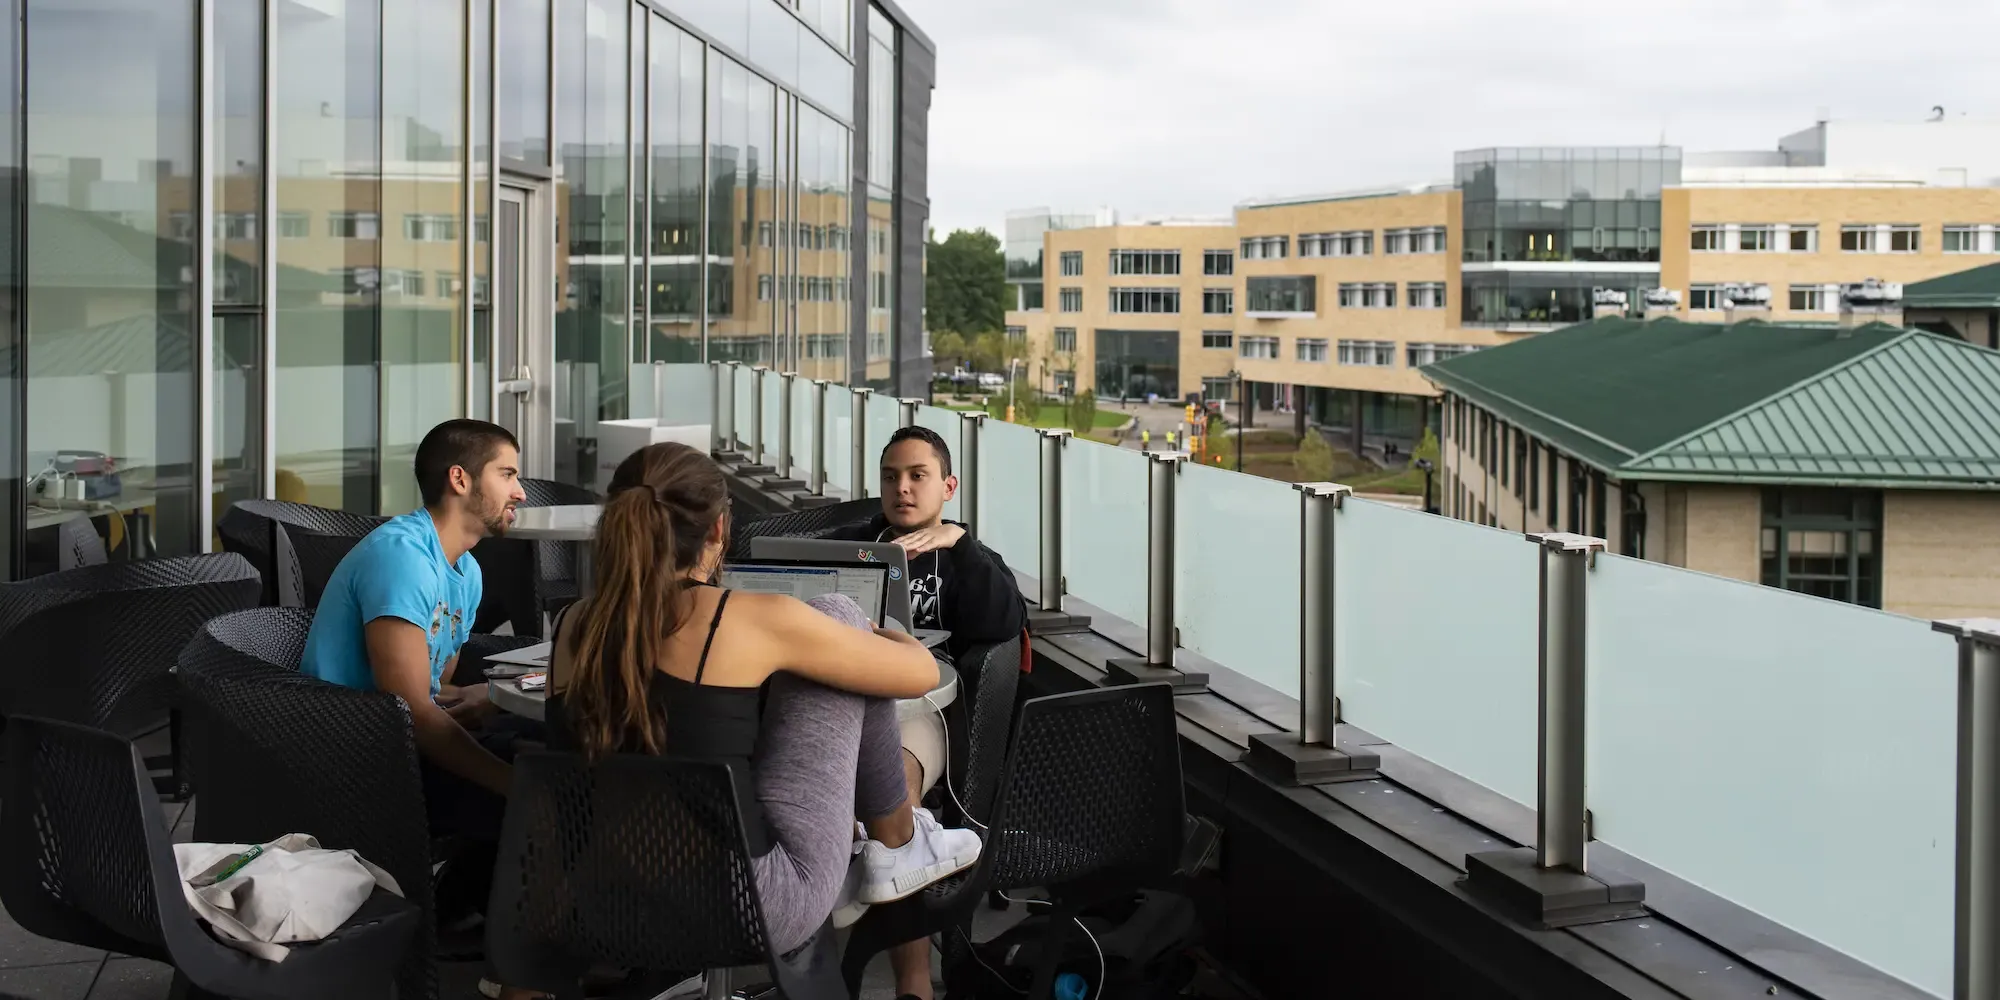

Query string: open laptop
747 537 952 649
719 559 892 625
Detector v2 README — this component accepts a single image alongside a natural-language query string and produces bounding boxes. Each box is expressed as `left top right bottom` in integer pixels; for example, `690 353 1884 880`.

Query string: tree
931 331 966 373
1067 388 1097 436
1413 427 1441 467
987 380 1042 424
925 229 1007 341
966 330 1009 375
1293 429 1335 482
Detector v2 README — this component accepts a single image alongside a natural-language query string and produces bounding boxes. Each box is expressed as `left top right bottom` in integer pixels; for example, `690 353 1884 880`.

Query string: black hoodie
831 514 1027 662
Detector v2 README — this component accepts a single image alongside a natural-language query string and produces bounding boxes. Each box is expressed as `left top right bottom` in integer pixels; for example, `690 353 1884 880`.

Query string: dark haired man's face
466 442 526 537
880 439 955 531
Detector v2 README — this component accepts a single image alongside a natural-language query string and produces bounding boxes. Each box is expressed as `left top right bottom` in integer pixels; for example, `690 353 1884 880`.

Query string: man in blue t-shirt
302 418 527 832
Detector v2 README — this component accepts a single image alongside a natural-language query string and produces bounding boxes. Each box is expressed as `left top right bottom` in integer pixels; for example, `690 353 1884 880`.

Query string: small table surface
488 658 958 723
508 504 601 541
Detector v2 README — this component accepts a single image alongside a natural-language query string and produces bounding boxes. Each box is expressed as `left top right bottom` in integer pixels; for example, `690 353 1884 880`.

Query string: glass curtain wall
380 0 467 512
471 0 494 420
214 0 263 542
706 53 776 367
554 0 627 490
1456 147 1682 265
864 5 894 389
797 103 849 383
25 0 199 569
648 16 703 363
0 1 17 577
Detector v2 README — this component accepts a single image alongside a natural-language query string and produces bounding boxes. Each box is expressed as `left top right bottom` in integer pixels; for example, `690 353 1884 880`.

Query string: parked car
976 372 1005 388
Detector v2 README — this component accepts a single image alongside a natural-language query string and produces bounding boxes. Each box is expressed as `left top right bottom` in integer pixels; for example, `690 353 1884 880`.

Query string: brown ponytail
563 442 729 759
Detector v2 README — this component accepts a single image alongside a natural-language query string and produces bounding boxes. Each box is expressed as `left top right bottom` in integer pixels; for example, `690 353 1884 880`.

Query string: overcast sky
892 0 2000 238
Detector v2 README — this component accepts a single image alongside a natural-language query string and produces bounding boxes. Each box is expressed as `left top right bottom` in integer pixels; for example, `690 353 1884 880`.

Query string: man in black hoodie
831 424 1025 1000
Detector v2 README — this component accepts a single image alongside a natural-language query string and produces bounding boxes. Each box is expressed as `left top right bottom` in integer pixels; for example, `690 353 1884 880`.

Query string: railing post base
1463 847 1647 930
1025 605 1092 637
1246 723 1379 787
1102 657 1208 694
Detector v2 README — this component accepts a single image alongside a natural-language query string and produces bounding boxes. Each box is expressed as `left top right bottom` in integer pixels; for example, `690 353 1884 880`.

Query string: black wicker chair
176 608 441 1000
840 683 1186 999
281 526 370 609
725 497 880 561
0 552 262 799
218 499 386 607
56 516 108 570
472 477 596 637
0 716 420 1000
486 752 843 1000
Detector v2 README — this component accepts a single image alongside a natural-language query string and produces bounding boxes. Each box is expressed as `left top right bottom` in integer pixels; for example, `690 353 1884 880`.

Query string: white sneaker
855 808 980 905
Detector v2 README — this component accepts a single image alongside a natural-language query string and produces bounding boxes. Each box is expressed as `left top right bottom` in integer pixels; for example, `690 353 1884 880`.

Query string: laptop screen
718 563 888 623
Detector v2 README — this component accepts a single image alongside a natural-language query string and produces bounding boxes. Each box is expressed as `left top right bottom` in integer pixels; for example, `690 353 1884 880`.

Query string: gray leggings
750 593 912 953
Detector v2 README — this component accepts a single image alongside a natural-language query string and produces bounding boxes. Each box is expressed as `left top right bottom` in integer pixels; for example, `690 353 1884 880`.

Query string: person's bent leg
889 701 950 997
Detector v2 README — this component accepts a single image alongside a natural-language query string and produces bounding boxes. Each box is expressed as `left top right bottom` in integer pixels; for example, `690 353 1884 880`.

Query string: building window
1054 327 1077 352
1203 249 1234 275
1239 335 1279 360
1245 275 1316 314
1296 338 1329 363
1337 282 1395 308
403 213 459 242
1110 249 1181 275
1841 224 1922 253
1688 283 1723 311
1241 235 1288 260
1737 225 1774 252
1299 230 1373 258
1005 325 1027 344
1337 340 1396 367
1787 284 1838 312
1944 225 2000 254
1690 225 1723 252
1059 250 1082 276
1407 282 1447 309
1202 376 1236 401
383 268 426 297
1406 342 1478 366
1201 331 1233 349
329 211 380 239
1203 288 1234 315
1059 287 1082 312
1760 488 1882 608
1788 224 1819 252
1385 226 1446 254
277 211 311 238
1109 287 1180 314
757 274 773 301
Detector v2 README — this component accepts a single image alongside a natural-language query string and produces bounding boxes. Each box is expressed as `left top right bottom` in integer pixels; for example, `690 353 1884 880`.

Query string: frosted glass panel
865 393 901 497
914 405 964 523
629 365 655 419
733 366 753 449
761 370 782 466
1062 442 1148 625
656 363 711 426
1587 554 1954 995
826 384 853 496
1335 501 1539 807
980 419 1041 572
1178 464 1299 695
790 376 814 482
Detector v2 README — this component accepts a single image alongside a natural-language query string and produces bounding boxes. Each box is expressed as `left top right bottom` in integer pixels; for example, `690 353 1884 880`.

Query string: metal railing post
1246 482 1377 784
776 372 795 478
957 411 986 540
850 387 873 499
747 366 768 468
708 361 724 454
809 380 828 495
1106 451 1206 692
1466 531 1643 928
1933 618 2000 1000
1036 428 1070 613
898 398 919 428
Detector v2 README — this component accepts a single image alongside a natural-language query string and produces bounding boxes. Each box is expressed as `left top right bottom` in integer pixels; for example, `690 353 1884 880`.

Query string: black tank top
545 585 773 855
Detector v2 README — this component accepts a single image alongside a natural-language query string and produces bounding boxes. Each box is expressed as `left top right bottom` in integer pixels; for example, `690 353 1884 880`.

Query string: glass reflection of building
1004 207 1109 314
1455 147 1681 328
0 0 933 577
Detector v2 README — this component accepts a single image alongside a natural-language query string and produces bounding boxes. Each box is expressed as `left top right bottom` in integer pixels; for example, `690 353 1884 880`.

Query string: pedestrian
1141 429 1151 452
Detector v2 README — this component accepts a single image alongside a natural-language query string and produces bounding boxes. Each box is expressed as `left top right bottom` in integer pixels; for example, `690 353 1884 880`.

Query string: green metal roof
1422 317 2000 489
1904 260 2000 310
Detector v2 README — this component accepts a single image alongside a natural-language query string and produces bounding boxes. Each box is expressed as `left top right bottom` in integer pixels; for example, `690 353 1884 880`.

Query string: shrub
1293 429 1335 482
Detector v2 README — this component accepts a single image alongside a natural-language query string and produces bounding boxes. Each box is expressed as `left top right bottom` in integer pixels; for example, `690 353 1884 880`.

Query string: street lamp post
1416 458 1436 514
1007 357 1022 422
1232 370 1246 473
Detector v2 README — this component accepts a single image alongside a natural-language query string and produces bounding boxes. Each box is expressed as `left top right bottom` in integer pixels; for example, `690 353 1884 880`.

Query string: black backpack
946 890 1200 1000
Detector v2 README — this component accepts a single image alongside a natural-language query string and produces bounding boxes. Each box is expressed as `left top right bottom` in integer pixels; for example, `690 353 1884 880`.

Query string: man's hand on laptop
890 522 963 557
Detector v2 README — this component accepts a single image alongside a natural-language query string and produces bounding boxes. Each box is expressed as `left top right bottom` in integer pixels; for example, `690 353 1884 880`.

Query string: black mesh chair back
486 752 842 1000
0 553 262 739
281 526 369 608
219 499 385 606
520 477 596 508
725 497 880 560
176 607 438 1000
948 635 1023 830
56 517 108 570
0 716 419 1000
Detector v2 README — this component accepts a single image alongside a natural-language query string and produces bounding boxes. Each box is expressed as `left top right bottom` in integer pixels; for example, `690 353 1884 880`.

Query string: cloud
896 0 2000 236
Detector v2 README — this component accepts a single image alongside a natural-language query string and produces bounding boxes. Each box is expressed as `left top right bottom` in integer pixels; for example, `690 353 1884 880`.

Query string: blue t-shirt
301 509 483 696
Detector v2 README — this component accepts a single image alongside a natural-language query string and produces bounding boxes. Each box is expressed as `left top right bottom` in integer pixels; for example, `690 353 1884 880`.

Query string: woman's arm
751 593 940 699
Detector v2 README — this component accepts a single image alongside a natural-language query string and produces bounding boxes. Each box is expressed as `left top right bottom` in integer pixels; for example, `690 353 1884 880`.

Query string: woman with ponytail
546 442 981 954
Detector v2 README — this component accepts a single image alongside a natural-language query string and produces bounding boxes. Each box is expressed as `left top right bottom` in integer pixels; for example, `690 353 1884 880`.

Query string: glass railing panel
790 375 814 483
978 419 1042 573
825 384 853 496
733 365 754 451
1061 440 1149 625
761 369 782 467
913 405 964 523
1334 500 1540 807
628 364 655 420
1177 463 1300 696
864 392 901 496
1586 554 1954 995
623 362 711 426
